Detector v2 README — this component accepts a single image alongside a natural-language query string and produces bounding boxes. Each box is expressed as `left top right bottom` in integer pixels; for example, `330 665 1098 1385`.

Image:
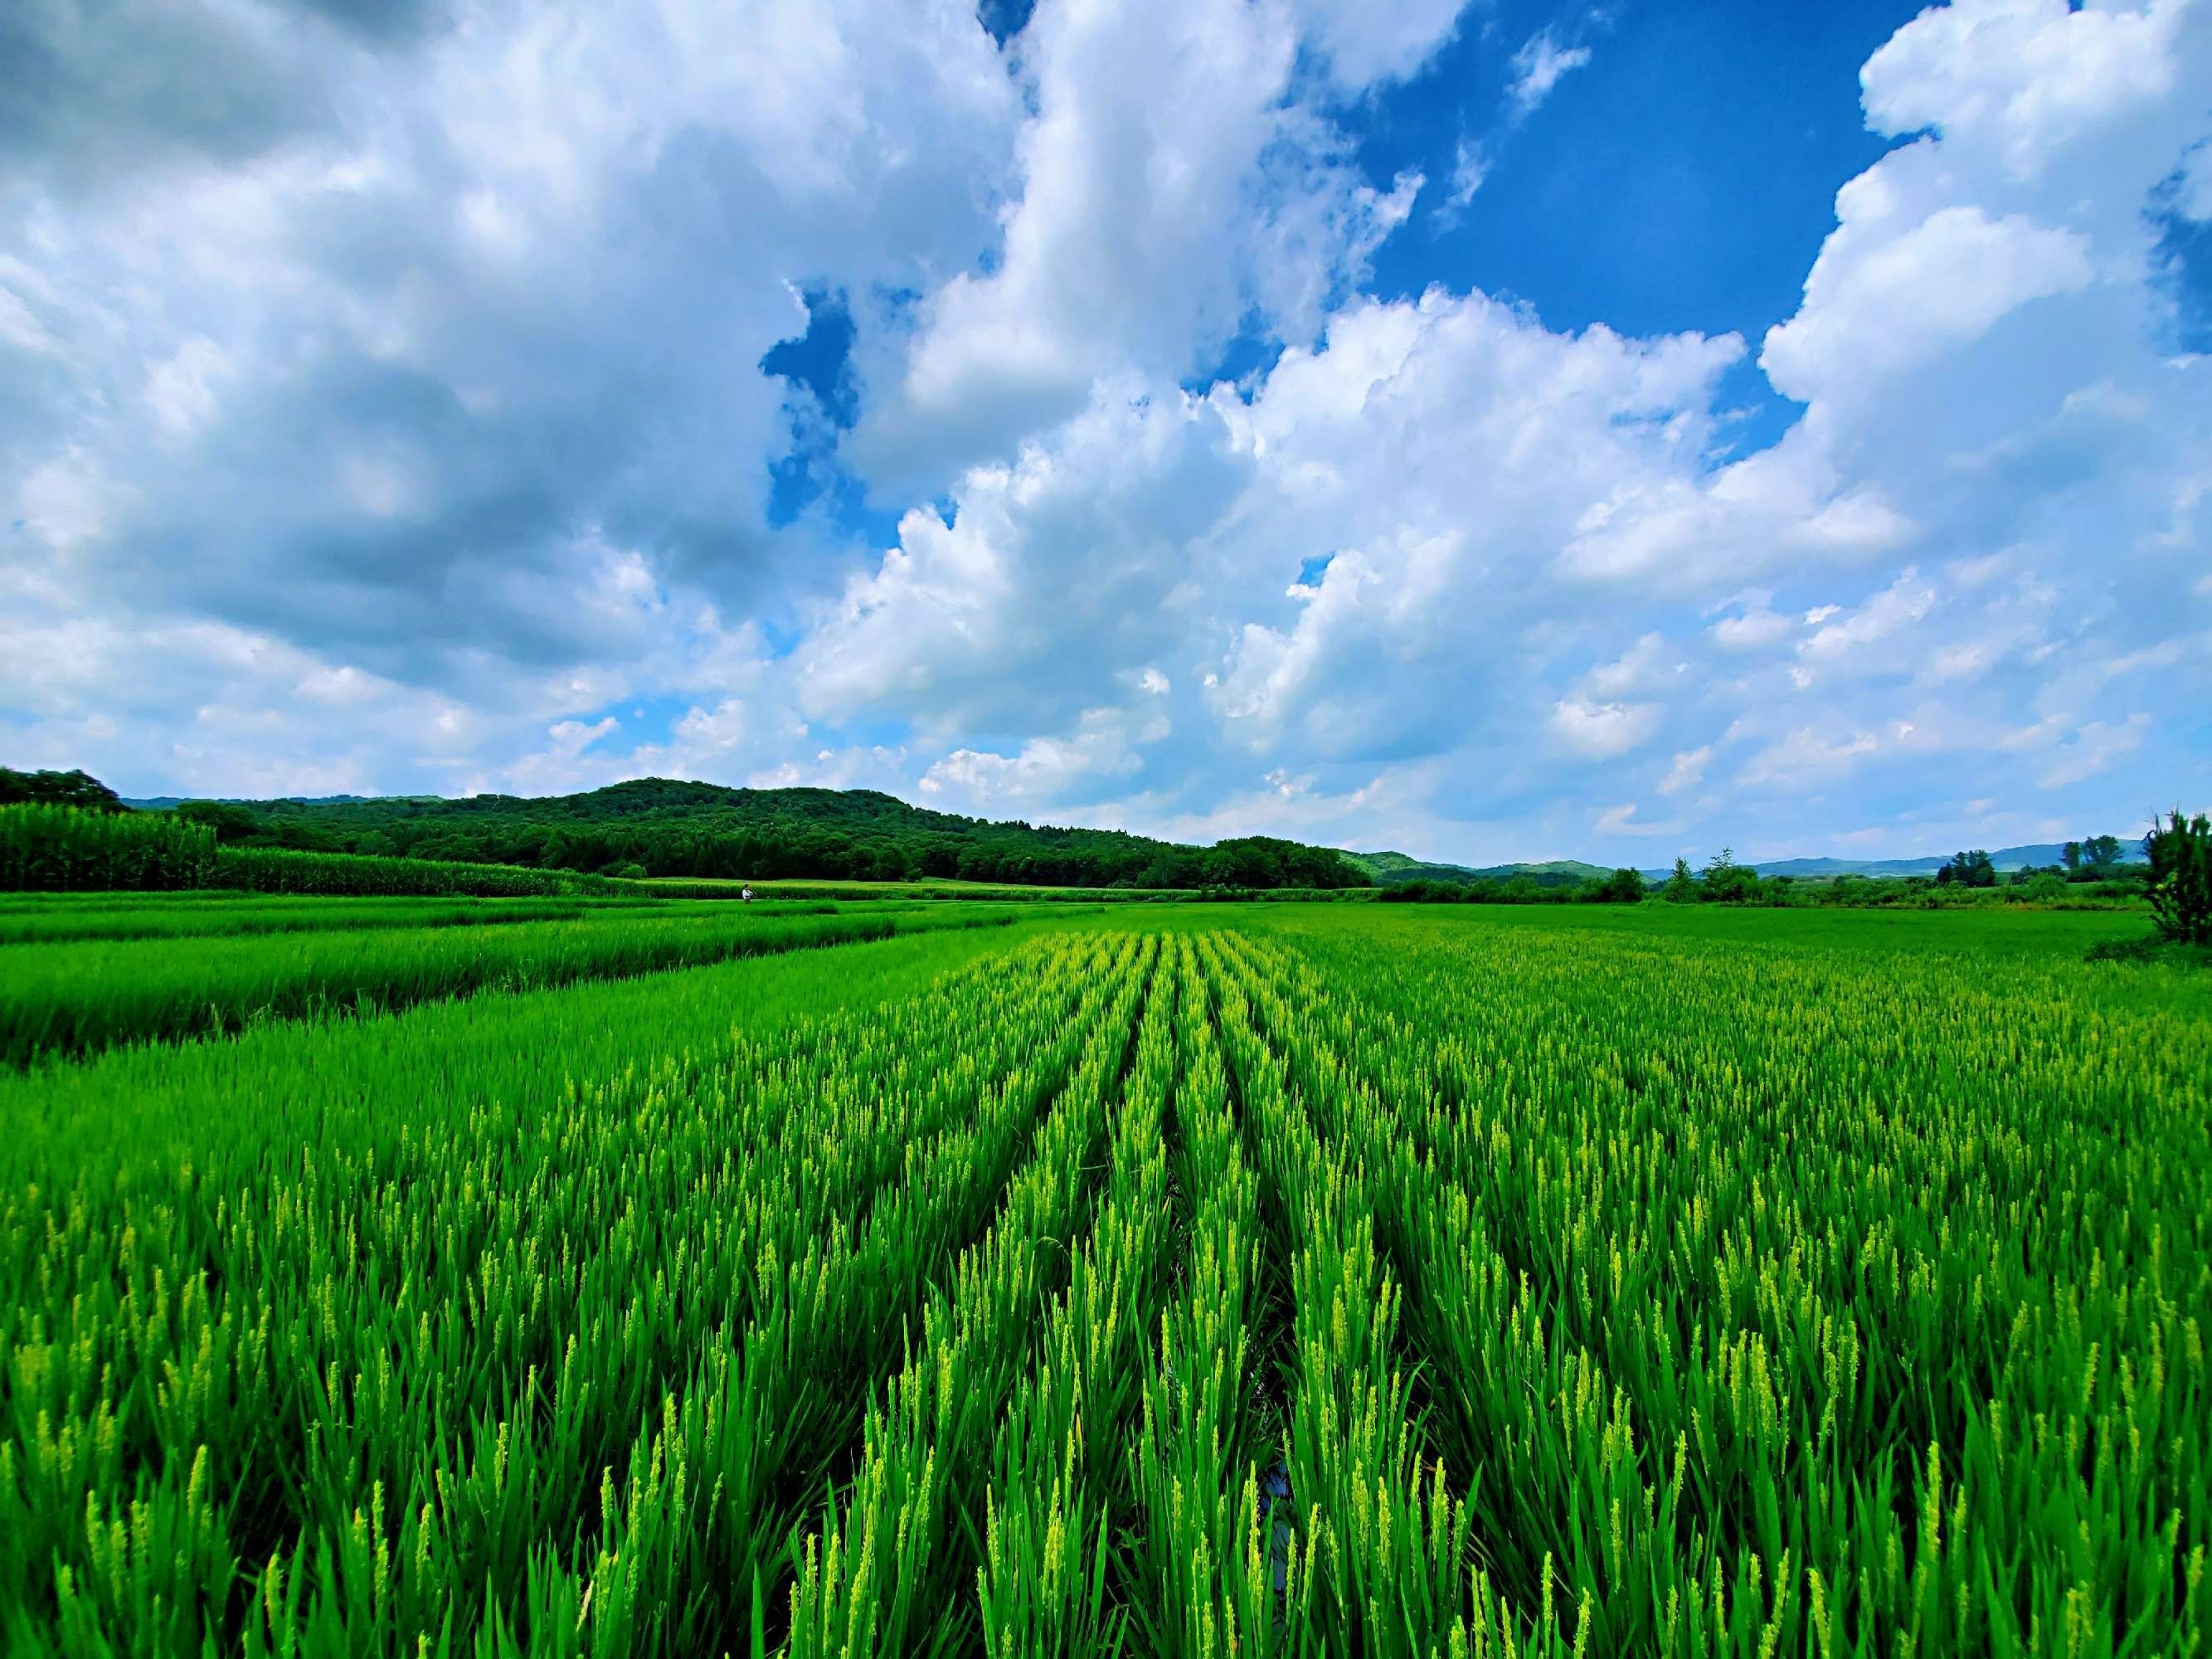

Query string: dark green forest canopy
0 768 127 812
93 775 1365 889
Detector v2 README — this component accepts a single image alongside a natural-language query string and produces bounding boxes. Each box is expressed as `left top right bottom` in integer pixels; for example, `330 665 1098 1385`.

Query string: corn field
1 910 2205 1656
0 803 217 891
0 805 643 898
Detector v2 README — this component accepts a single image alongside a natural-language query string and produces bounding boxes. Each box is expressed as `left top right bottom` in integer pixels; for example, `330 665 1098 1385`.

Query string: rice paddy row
0 907 2204 1654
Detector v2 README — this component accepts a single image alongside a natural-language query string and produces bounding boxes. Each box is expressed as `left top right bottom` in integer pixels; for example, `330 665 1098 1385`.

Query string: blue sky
2 0 2208 864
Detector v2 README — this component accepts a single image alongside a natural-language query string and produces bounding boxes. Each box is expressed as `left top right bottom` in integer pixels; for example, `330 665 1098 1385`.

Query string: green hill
1345 850 1612 889
90 775 1366 891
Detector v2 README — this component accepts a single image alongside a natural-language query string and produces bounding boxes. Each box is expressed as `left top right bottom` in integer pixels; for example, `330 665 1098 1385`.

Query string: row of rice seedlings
0 932 1124 1653
1218 929 1599 1643
454 933 1143 1658
0 906 931 1066
1124 934 1270 1657
975 934 1182 1656
0 895 834 946
0 917 1028 1202
1233 921 2212 1652
782 935 1159 1658
1200 932 1573 1658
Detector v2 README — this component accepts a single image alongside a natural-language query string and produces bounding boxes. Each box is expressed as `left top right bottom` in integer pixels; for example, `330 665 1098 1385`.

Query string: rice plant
0 902 2203 1655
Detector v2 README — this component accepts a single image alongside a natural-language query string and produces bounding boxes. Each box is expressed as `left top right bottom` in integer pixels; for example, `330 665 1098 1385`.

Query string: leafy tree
2144 807 2211 945
176 800 262 842
2063 840 2082 871
1699 847 1762 903
1662 858 1697 903
1936 849 1996 888
2081 834 2124 871
1593 867 1646 903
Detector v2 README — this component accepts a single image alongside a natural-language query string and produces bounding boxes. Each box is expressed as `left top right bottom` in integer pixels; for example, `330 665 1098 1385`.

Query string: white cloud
1659 746 1711 796
1763 206 2093 405
1797 568 1937 664
2 0 2206 868
1508 28 1593 122
851 0 1441 488
142 336 232 442
1294 0 1470 90
1710 608 1794 649
1446 137 1490 210
2035 713 2151 789
1550 697 1660 759
919 706 1151 807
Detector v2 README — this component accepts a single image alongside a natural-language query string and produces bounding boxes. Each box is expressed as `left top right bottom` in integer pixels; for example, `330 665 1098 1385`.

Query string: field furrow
782 935 1158 1659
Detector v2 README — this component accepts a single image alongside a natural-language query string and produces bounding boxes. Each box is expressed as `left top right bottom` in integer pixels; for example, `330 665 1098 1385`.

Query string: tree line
2 771 1364 890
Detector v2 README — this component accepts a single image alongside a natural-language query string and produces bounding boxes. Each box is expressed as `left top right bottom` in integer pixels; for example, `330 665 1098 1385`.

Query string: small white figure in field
741 883 752 902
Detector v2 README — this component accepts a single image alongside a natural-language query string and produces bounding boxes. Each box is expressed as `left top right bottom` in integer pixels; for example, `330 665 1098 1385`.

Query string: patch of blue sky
977 0 1037 49
760 286 906 545
757 617 804 660
819 716 916 754
2151 174 2212 352
759 287 858 426
1338 0 1925 459
1186 315 1286 398
606 693 694 750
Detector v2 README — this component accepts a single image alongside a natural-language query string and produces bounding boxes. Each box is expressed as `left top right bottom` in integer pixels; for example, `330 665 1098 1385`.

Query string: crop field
0 898 1023 1068
0 901 2205 1656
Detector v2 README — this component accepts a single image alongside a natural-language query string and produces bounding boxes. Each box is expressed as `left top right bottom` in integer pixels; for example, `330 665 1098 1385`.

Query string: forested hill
116 776 1367 889
1344 849 1612 889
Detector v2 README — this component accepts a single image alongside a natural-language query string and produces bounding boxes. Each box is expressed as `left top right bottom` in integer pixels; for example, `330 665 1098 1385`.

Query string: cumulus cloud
847 0 1446 489
2 0 1022 718
2 0 2207 868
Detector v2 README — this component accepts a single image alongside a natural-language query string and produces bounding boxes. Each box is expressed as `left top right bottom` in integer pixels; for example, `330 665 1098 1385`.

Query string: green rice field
0 898 2205 1655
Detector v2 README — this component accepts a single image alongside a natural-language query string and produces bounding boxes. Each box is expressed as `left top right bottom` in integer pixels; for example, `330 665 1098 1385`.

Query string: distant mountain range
1352 839 2146 888
1688 841 2142 880
1344 851 1612 889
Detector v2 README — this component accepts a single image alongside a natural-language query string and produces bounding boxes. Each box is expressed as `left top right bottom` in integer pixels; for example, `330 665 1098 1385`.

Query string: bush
0 803 217 891
2144 807 2211 946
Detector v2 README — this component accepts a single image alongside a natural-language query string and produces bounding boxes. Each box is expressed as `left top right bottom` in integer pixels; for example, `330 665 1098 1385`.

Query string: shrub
2144 806 2211 946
